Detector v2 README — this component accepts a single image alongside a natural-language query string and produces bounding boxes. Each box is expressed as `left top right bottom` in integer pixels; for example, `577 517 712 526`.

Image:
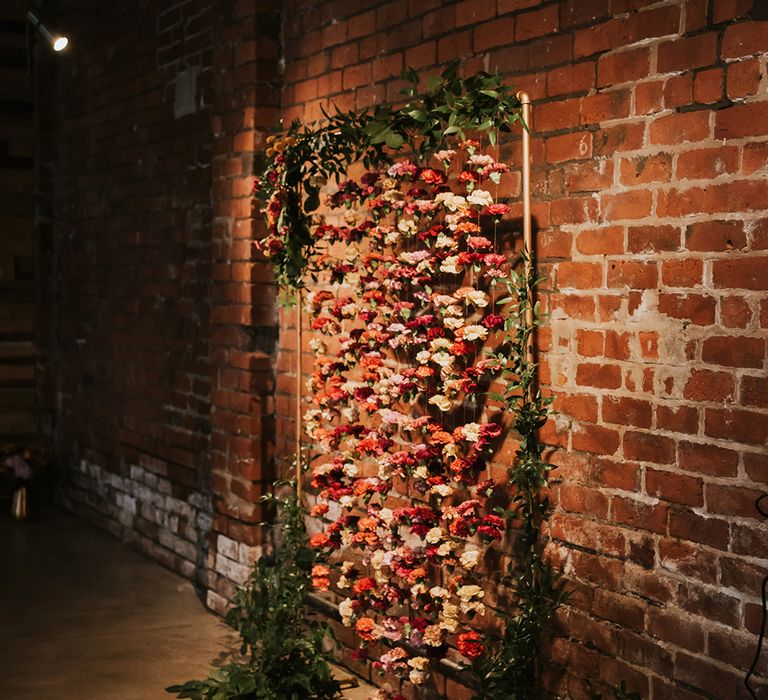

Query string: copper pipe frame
296 289 303 499
517 91 534 371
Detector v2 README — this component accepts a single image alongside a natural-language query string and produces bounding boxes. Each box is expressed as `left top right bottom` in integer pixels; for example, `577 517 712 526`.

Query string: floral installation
253 64 562 700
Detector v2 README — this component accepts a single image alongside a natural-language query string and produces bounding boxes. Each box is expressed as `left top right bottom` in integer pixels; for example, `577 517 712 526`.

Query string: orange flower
355 617 380 641
309 532 330 548
311 565 331 591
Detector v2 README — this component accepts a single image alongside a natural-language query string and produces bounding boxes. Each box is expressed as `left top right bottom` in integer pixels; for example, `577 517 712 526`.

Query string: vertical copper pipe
295 289 303 500
517 91 534 371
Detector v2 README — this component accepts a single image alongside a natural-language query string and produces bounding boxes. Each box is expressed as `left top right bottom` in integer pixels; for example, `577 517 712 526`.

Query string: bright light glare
53 36 69 52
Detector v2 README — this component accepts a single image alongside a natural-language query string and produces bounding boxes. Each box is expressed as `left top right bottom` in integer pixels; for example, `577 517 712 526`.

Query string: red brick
658 33 718 72
624 431 676 464
705 407 768 444
594 122 645 155
455 0 495 26
580 89 631 124
713 0 754 22
620 154 672 186
547 61 596 96
715 101 768 139
498 0 541 12
593 589 646 632
646 469 703 507
727 58 762 99
595 458 640 490
556 393 599 422
669 509 730 549
684 369 735 402
720 296 752 328
679 582 740 626
722 21 768 59
537 97 582 132
702 335 765 368
607 260 658 289
648 608 706 652
657 405 699 435
685 220 746 252
658 538 717 582
744 143 768 176
565 159 614 192
659 293 717 324
550 195 599 225
693 67 724 104
659 180 768 217
437 29 472 61
663 73 693 109
515 4 559 40
559 483 610 516
649 111 710 145
679 441 739 477
538 230 573 258
613 497 668 533
626 224 679 252
603 396 652 428
342 63 371 89
597 47 650 87
604 330 631 360
676 146 739 181
741 375 768 409
707 483 767 519
557 261 603 288
546 132 593 162
661 259 704 288
600 190 653 221
635 80 663 114
576 363 622 389
577 328 603 356
473 17 515 51
576 226 624 255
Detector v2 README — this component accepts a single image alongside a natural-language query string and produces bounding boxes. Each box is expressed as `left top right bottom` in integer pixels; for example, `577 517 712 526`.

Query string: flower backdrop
253 65 562 699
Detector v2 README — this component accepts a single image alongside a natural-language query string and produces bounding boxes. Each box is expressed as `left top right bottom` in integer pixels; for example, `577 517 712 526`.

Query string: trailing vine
249 64 561 699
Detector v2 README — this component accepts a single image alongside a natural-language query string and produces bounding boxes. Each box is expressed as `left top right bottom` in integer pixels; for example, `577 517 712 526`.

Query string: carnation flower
467 154 494 167
434 192 467 211
339 597 356 626
423 624 444 647
434 149 456 164
460 325 488 341
460 549 481 569
426 527 443 544
439 256 461 274
467 189 494 207
356 617 381 642
485 202 510 216
457 631 485 659
428 394 452 412
387 160 418 178
311 565 331 590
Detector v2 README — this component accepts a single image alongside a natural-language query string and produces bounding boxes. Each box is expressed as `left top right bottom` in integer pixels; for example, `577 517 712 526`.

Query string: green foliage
166 481 341 700
471 258 567 699
253 61 524 290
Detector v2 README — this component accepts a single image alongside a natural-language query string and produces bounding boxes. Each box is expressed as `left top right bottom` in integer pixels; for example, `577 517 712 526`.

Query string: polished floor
0 506 371 699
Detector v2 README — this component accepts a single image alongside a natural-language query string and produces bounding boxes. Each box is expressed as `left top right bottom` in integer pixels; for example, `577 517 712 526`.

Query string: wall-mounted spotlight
27 10 69 52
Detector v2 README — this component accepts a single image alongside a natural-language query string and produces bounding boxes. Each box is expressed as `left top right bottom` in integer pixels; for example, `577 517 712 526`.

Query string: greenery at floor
167 481 341 700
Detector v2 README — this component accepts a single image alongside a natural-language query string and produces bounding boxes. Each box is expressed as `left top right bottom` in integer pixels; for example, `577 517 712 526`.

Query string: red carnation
457 631 485 659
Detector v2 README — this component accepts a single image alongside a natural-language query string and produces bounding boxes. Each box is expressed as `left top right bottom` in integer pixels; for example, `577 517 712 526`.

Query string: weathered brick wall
42 0 280 604
277 1 768 698
0 4 36 443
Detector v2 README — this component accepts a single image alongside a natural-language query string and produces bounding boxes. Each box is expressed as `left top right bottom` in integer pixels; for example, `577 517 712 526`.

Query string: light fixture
26 10 69 52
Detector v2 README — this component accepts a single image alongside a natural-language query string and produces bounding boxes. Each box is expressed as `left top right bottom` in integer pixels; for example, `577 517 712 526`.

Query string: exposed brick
624 431 675 464
597 47 650 87
626 224 679 252
721 21 768 59
685 220 746 251
649 111 710 145
646 469 703 507
701 335 765 368
705 407 768 444
658 33 718 73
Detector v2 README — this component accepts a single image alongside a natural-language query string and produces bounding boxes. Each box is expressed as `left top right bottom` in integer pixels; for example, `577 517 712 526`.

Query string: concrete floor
0 506 372 699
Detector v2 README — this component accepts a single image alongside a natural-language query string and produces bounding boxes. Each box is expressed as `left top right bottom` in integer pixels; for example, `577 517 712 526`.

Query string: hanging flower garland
254 65 563 700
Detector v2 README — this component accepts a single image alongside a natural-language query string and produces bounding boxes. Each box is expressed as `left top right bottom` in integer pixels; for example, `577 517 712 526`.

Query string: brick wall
38 0 768 697
278 1 768 698
0 4 36 443
41 0 281 605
